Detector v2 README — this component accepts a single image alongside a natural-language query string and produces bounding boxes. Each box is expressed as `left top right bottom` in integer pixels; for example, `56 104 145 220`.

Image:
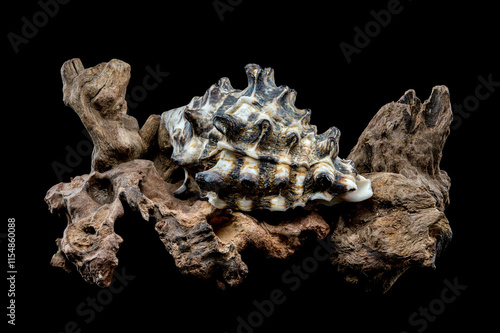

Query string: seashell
161 64 372 211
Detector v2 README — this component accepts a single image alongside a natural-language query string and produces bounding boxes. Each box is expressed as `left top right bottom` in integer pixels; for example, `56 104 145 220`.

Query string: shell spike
264 67 276 86
256 118 272 138
299 109 312 127
276 87 297 108
195 170 225 192
213 114 242 138
183 108 197 127
217 77 233 92
244 63 280 97
284 131 300 154
315 171 335 191
326 126 341 142
318 126 341 158
244 63 262 96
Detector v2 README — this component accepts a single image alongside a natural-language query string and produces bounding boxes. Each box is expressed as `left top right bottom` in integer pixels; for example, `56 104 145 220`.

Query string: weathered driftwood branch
330 86 453 292
46 59 453 291
61 58 160 172
46 159 330 289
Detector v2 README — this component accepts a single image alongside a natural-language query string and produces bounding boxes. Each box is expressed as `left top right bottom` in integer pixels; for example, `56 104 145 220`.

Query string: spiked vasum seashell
161 64 372 211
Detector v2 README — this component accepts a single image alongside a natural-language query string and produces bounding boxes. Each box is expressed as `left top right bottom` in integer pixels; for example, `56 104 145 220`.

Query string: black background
4 0 498 332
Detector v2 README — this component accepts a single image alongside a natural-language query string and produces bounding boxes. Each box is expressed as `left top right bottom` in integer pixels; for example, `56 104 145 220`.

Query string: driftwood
60 58 160 172
46 59 453 291
330 87 453 291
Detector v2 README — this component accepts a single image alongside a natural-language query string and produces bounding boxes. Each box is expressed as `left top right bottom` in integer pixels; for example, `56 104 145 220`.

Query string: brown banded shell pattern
161 64 371 211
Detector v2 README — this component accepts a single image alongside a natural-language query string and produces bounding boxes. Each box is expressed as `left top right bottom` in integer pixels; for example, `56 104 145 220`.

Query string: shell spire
161 63 373 211
244 63 277 94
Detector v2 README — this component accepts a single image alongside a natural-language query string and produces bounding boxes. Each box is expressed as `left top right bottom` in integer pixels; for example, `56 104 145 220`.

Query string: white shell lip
237 197 253 211
269 193 287 211
338 175 373 203
207 192 227 209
